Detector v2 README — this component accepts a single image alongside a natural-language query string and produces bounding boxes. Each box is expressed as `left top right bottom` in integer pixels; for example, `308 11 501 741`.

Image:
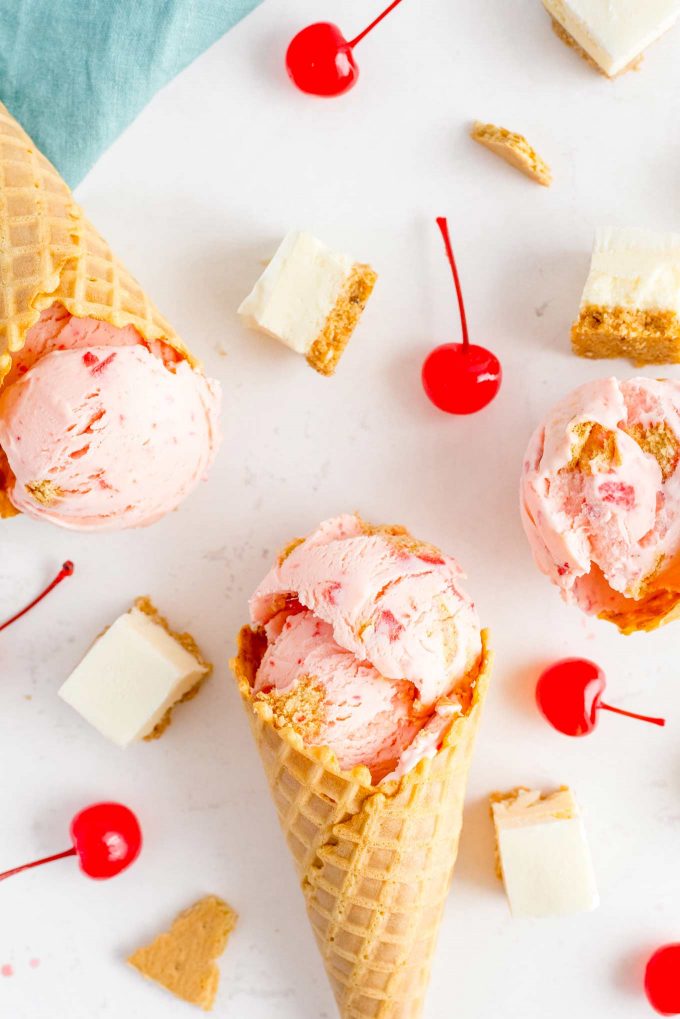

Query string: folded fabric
0 0 262 187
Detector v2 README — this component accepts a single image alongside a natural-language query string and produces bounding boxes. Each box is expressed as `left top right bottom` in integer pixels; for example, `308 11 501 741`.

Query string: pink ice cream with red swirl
521 377 680 616
0 304 221 530
250 514 482 784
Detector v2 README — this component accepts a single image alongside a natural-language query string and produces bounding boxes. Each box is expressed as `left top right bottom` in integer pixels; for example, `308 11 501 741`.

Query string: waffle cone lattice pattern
0 100 193 386
0 101 197 517
233 626 492 1019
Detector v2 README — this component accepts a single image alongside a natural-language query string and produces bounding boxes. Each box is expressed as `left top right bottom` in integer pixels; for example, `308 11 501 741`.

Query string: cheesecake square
58 597 211 747
490 786 599 918
543 0 680 77
238 230 377 376
572 228 680 364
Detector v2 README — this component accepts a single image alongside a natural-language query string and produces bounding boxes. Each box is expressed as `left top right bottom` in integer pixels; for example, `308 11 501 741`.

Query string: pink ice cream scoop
0 305 221 530
521 377 680 625
249 515 482 783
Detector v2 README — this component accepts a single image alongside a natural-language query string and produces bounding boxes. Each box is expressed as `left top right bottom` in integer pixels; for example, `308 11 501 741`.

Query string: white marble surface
2 1 680 1016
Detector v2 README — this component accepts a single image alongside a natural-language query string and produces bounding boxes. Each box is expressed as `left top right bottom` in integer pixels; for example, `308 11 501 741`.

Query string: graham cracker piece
134 597 213 741
572 306 680 365
624 421 680 481
25 480 63 506
550 17 643 77
565 421 620 474
128 896 237 1011
471 122 552 187
255 674 326 742
306 263 377 376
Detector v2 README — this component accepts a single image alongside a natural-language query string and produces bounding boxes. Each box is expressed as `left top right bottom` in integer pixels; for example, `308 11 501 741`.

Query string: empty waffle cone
232 626 492 1019
0 101 198 517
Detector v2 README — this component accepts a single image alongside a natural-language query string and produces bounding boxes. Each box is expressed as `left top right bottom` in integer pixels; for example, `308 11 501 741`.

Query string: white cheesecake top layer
543 0 680 75
58 606 208 747
492 788 599 918
238 231 354 355
580 227 680 314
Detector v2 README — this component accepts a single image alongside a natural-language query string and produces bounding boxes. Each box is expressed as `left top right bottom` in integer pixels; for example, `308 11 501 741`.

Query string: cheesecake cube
490 786 599 918
58 598 211 747
543 0 680 77
572 228 680 364
238 230 377 376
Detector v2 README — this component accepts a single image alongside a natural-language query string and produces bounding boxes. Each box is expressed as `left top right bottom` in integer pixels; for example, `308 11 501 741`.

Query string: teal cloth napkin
0 0 262 188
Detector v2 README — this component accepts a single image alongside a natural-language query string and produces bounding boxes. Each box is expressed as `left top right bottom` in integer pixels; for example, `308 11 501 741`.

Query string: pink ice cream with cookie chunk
249 514 482 784
521 377 680 618
0 304 221 530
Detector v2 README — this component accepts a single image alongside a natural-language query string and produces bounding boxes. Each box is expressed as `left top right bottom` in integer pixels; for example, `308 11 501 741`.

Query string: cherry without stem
0 561 74 633
536 658 666 737
285 0 405 97
421 218 502 415
0 803 142 883
645 944 680 1016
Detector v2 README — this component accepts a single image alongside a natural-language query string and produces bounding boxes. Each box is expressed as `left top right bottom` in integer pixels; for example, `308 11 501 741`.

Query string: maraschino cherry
645 944 680 1015
422 218 502 415
0 560 74 632
536 658 666 737
286 0 405 97
0 803 142 882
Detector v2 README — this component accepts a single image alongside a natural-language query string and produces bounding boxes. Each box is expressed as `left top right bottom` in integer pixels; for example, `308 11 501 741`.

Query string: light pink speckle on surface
29 958 40 969
1 964 13 977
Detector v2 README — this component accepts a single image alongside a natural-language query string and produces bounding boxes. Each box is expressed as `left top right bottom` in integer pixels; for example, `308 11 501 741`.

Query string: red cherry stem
0 847 77 882
436 216 470 351
349 0 405 47
599 701 666 727
0 561 74 633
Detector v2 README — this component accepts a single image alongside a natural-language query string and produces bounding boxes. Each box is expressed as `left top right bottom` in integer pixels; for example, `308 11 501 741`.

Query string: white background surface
2 1 679 1017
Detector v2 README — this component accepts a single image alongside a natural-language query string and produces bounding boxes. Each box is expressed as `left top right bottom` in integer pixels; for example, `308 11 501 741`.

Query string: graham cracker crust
306 263 377 376
572 305 680 364
489 786 575 879
135 596 213 741
471 122 552 187
550 17 643 77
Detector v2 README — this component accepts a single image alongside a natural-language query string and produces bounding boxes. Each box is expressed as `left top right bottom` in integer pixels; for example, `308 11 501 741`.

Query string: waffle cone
232 625 492 1019
588 554 680 634
598 585 680 634
0 101 198 515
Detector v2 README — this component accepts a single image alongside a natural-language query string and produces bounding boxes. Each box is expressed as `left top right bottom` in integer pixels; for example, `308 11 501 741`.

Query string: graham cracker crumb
550 16 643 77
254 676 325 742
471 122 552 187
306 263 377 377
565 421 620 474
624 421 680 481
572 305 680 365
134 597 213 741
360 520 445 561
26 479 63 506
128 896 237 1011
